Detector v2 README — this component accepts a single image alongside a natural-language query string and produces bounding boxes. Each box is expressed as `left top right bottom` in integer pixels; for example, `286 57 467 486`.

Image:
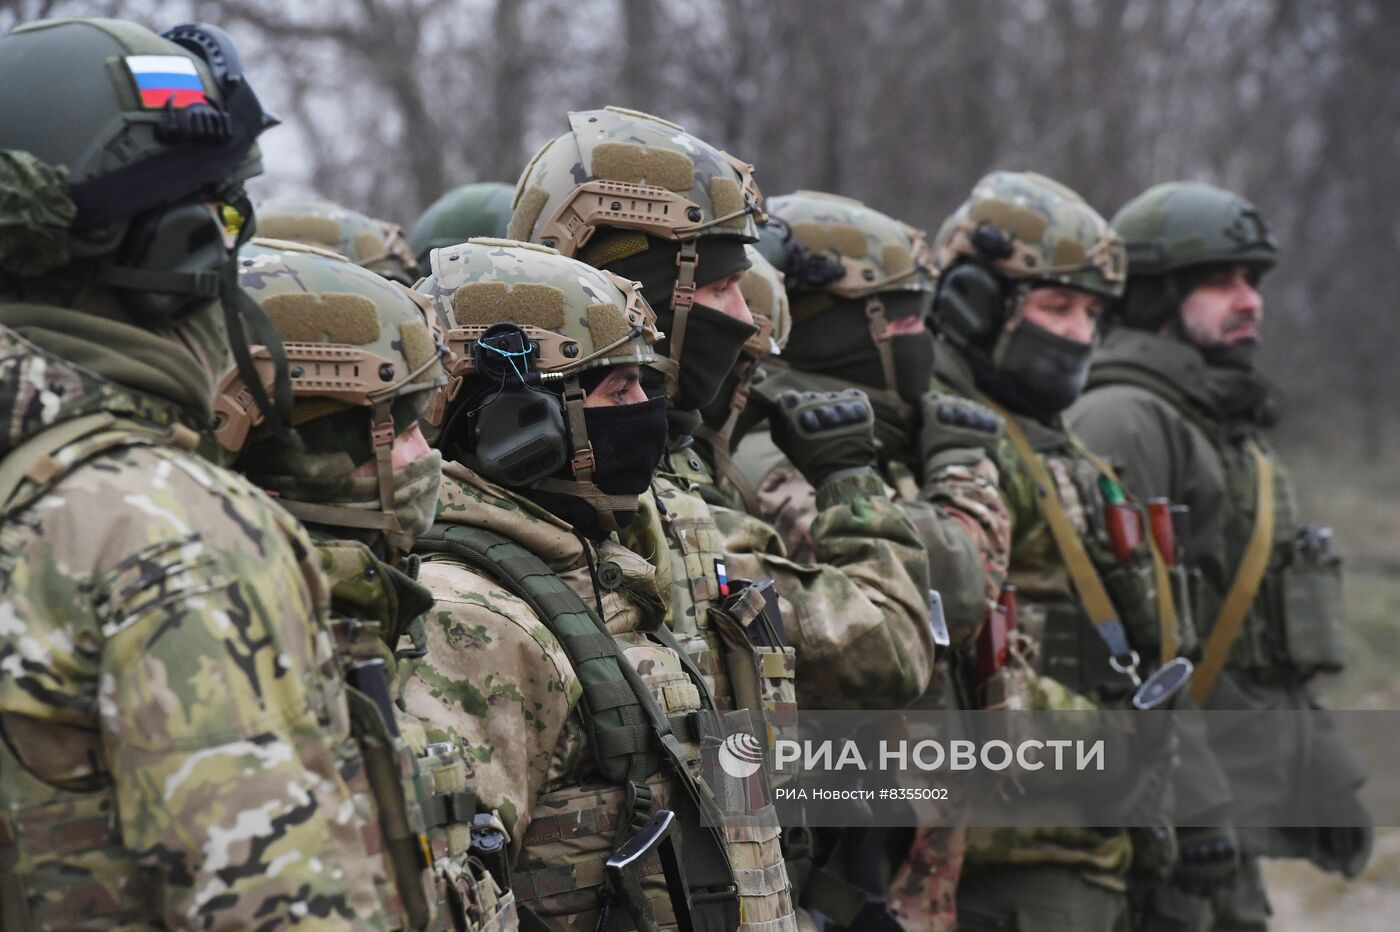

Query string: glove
918 390 1003 471
1314 824 1374 879
750 378 876 487
1171 825 1241 896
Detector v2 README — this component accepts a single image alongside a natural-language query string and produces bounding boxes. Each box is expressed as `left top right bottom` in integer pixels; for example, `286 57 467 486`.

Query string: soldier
0 18 416 928
1069 181 1372 930
509 107 935 715
224 239 516 931
408 182 515 271
727 191 1020 931
257 194 421 284
916 171 1197 931
400 237 796 930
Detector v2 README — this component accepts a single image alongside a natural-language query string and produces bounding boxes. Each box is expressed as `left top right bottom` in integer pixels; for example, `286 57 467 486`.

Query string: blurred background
4 1 1398 924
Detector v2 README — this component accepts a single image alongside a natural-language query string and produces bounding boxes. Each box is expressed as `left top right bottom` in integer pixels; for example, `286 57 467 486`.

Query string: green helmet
0 19 277 321
420 237 661 533
256 196 420 285
220 238 447 554
407 182 514 270
508 107 764 401
1111 181 1277 331
930 170 1126 345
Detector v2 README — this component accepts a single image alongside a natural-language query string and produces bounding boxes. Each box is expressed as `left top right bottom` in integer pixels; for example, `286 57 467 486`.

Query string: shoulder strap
0 413 195 517
993 407 1140 675
414 523 740 928
1190 441 1275 705
1073 441 1180 665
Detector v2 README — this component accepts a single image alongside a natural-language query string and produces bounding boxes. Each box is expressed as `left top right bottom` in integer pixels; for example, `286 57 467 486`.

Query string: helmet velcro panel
591 142 695 193
586 303 631 350
398 321 439 382
263 292 380 343
450 281 567 330
353 230 385 261
791 222 867 258
578 230 650 269
881 243 914 279
508 185 549 242
739 270 774 319
257 215 342 248
1051 238 1086 268
969 200 1048 242
710 177 745 229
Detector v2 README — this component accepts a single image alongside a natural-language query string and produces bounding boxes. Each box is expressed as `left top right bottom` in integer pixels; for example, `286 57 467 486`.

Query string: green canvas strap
992 406 1139 674
1191 441 1275 705
414 524 739 929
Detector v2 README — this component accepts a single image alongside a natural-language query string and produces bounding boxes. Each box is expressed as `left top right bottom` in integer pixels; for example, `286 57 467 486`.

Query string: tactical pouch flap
1279 554 1346 676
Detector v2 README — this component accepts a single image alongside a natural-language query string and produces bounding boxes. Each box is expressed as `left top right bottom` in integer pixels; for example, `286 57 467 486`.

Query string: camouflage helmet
762 191 935 302
934 171 1124 295
0 19 276 310
407 182 514 270
1111 181 1277 331
740 244 791 359
420 237 660 531
219 238 447 553
256 196 419 285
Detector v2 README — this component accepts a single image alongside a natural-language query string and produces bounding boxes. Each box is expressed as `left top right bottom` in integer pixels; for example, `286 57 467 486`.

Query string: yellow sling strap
993 407 1137 673
1074 443 1180 665
1190 440 1275 706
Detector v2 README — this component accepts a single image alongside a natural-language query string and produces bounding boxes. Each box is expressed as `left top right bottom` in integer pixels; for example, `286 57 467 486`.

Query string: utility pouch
714 580 798 751
1101 561 1158 666
1168 564 1201 660
1277 536 1346 676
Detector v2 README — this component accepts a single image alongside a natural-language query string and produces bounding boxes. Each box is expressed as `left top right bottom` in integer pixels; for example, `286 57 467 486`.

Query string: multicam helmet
218 238 447 552
1111 181 1277 331
420 237 660 531
739 244 791 359
929 171 1125 350
507 107 763 393
256 196 420 285
407 182 514 270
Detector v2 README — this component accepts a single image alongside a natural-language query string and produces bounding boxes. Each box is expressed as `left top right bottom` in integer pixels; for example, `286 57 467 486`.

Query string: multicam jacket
399 462 795 930
0 323 406 929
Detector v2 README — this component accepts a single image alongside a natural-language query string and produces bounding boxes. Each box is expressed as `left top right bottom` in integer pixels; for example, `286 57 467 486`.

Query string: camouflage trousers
887 825 966 931
956 865 1130 932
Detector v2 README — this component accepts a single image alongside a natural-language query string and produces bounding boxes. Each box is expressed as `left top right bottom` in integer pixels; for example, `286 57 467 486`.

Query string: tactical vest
317 539 513 931
0 414 432 930
415 523 796 932
1086 367 1344 679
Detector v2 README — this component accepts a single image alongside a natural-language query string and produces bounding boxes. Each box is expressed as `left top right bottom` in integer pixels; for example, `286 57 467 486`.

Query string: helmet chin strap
525 375 635 534
657 238 701 399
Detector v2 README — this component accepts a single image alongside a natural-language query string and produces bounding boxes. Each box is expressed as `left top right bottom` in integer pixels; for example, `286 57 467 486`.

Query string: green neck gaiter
0 301 222 425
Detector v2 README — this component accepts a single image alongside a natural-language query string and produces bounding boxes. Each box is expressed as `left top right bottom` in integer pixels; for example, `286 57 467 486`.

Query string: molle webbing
1191 441 1275 705
413 523 740 931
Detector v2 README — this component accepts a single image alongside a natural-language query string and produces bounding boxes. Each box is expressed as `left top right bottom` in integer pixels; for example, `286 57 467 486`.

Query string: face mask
273 445 442 551
662 302 757 412
890 329 936 406
976 319 1095 420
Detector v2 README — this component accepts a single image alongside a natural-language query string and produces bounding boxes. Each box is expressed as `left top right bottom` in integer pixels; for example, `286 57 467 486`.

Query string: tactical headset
929 223 1018 348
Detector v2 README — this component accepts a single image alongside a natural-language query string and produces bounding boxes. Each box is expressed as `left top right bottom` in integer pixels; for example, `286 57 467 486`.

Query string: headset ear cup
932 262 1007 344
118 203 230 326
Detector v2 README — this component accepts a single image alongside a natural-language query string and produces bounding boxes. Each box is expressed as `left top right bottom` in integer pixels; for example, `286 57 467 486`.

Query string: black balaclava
971 318 1096 421
595 234 757 414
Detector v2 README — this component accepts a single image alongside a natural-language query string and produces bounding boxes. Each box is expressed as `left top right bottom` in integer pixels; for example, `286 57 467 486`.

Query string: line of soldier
0 15 1371 932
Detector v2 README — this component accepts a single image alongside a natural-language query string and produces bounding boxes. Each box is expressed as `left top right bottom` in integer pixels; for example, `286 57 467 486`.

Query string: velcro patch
586 303 630 350
791 222 867 259
353 230 385 261
592 142 695 192
739 270 774 316
451 282 567 329
263 292 380 344
970 200 1047 243
507 186 549 243
398 321 439 382
1050 237 1087 268
881 243 914 278
709 177 745 228
257 215 342 249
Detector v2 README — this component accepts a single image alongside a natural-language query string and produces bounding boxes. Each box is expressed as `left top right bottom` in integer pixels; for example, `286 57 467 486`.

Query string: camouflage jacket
639 441 935 710
399 462 794 930
0 323 405 929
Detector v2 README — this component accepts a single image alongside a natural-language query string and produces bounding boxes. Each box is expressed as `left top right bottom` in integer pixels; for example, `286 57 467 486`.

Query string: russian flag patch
714 558 729 598
125 55 209 109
